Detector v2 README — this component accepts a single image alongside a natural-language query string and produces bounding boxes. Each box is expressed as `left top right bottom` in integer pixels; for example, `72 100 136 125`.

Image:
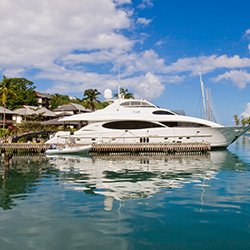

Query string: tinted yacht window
161 121 209 127
153 110 176 115
103 121 163 130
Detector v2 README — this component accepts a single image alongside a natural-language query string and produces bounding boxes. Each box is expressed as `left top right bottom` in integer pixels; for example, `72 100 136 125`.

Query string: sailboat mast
199 72 207 120
206 88 211 121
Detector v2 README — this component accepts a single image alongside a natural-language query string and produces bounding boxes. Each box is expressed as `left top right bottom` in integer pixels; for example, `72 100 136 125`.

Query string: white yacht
46 97 249 148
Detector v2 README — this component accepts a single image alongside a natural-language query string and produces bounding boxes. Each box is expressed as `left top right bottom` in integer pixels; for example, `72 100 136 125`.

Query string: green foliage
234 115 250 126
17 121 45 132
234 115 240 126
241 117 250 126
114 88 134 99
0 76 16 106
23 112 46 121
0 76 17 128
97 101 109 109
51 93 71 110
51 94 85 110
82 89 101 111
6 77 38 110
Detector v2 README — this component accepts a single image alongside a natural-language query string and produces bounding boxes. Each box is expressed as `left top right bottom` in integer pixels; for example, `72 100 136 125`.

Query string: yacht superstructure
46 98 249 148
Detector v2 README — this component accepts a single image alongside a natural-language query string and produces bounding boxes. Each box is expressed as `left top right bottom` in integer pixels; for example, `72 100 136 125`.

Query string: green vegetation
82 88 101 111
6 77 38 110
0 74 136 140
51 93 82 110
234 115 250 126
0 76 17 129
114 88 134 99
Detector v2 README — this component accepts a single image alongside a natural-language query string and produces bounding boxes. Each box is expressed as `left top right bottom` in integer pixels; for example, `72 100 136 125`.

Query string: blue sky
1 0 250 125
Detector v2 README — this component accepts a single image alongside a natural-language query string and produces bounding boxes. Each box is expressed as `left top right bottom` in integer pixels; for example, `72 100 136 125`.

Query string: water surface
1 136 250 249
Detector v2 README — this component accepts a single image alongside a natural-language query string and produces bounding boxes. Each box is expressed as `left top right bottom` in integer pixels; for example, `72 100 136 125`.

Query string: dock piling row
0 142 211 154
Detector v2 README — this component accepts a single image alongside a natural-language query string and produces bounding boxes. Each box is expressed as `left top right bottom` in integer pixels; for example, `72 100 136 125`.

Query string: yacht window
153 110 176 115
160 121 209 127
120 101 156 108
102 120 163 130
130 101 141 106
121 101 130 106
141 102 155 107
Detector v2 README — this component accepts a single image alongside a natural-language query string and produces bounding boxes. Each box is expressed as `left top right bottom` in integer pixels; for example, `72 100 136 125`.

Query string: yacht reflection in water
48 150 246 211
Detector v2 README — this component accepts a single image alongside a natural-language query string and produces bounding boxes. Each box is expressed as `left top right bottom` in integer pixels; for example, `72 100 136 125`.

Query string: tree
82 89 101 111
114 88 134 99
0 76 17 129
51 93 71 110
6 78 38 110
234 115 240 126
51 93 83 110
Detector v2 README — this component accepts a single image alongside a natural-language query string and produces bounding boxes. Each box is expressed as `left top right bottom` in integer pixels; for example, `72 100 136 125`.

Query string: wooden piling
0 142 211 155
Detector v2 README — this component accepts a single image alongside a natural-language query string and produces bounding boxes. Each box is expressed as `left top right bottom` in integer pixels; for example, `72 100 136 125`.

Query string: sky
0 0 250 125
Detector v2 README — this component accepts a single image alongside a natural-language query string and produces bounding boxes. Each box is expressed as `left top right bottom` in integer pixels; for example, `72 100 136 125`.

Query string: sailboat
199 72 217 122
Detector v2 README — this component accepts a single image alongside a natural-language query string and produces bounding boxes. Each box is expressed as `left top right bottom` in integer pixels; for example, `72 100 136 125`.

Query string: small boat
45 145 93 155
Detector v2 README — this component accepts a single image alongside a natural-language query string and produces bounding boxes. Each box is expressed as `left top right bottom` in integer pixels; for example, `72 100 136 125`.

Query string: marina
0 142 211 154
0 136 250 249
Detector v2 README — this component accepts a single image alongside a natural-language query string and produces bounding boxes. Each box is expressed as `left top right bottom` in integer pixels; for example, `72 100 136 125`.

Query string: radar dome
104 89 112 100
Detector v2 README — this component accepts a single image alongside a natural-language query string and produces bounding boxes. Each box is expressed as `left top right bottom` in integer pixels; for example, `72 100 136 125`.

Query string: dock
0 142 211 154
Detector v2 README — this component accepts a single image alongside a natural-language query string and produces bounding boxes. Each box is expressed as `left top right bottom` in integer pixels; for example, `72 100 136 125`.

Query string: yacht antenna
118 63 121 98
199 72 207 120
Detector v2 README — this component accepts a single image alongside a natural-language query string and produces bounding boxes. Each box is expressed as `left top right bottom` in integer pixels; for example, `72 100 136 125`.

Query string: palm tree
82 88 101 111
114 88 134 99
0 76 17 129
234 115 240 126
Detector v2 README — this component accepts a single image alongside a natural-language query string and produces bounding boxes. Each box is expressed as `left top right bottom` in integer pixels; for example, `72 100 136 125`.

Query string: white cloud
137 17 152 25
1 0 250 101
244 29 250 37
113 0 132 5
138 0 154 9
0 0 133 76
121 72 164 100
164 55 250 75
117 49 166 76
241 103 250 118
212 70 250 89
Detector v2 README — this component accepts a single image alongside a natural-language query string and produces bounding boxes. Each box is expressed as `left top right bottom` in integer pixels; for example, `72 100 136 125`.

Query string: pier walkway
0 142 211 154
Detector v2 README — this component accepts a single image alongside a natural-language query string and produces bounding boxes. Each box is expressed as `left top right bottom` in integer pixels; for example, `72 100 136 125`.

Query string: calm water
1 136 250 250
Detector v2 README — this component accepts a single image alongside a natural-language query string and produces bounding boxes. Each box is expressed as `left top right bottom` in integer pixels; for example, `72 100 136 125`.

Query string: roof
14 106 56 117
34 91 51 99
53 103 89 112
0 106 16 114
41 118 81 126
55 112 74 117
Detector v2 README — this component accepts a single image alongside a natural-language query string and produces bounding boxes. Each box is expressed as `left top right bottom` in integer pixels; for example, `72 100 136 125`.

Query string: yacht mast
118 63 121 98
199 72 207 120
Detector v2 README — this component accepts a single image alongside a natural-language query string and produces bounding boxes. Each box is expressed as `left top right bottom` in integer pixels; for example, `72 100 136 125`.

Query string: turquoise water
1 136 250 250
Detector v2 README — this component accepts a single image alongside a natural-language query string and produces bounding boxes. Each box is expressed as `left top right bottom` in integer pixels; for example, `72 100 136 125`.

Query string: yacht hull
45 126 250 148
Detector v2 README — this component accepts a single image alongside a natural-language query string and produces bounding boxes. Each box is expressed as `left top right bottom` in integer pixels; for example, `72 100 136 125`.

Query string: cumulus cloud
241 103 250 118
212 70 250 89
0 0 132 75
244 29 250 37
121 72 164 99
117 49 166 76
164 55 250 75
137 17 152 25
137 0 154 9
1 0 250 101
